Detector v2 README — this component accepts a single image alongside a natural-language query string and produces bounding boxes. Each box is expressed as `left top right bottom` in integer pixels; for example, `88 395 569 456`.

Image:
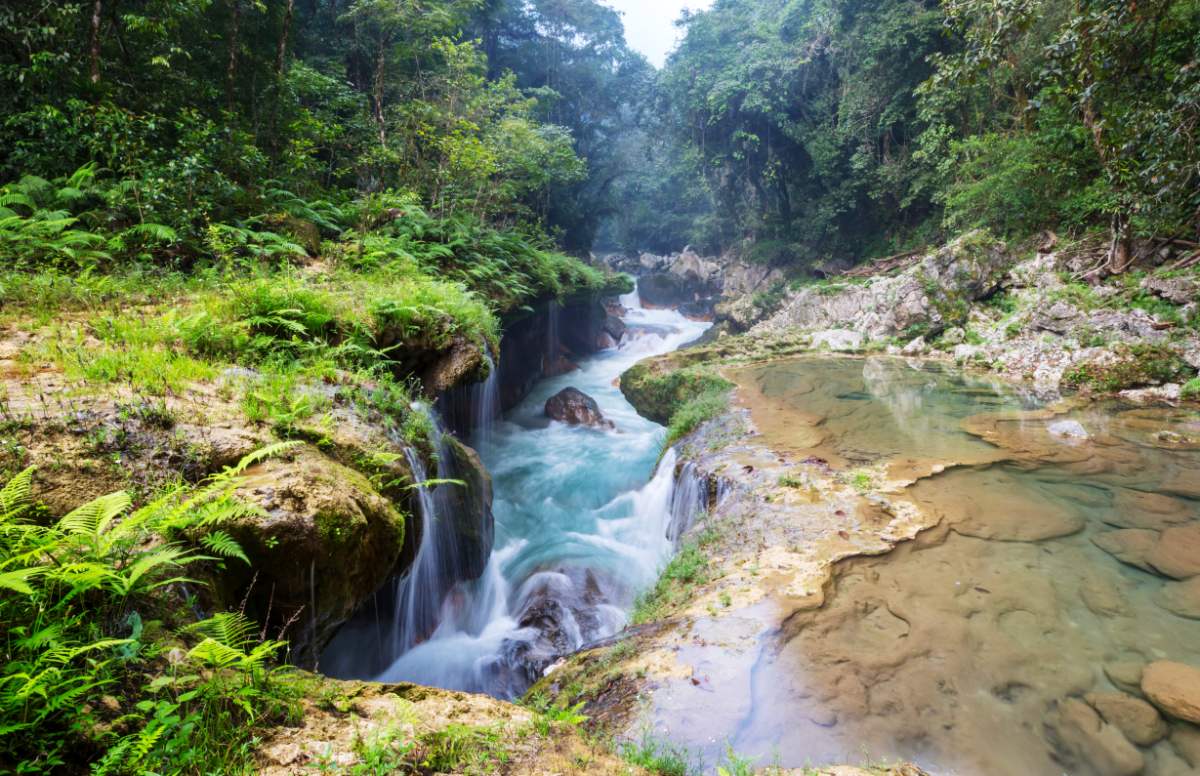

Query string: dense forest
3 1 1197 274
2 0 1200 773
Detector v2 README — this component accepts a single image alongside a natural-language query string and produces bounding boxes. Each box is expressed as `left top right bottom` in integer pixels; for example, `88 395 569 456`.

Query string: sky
603 0 713 68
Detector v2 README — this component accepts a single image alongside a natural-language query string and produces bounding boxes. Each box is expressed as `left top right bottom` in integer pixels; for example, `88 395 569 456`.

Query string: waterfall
473 353 501 448
545 299 560 368
667 460 709 544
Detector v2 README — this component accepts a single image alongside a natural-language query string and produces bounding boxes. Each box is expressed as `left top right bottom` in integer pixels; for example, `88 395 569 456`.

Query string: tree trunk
275 0 296 77
226 0 241 109
373 38 387 146
1108 212 1134 275
89 0 103 84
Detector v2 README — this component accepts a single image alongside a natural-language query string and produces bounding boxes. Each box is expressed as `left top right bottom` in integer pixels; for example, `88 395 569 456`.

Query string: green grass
1183 377 1200 401
631 542 712 625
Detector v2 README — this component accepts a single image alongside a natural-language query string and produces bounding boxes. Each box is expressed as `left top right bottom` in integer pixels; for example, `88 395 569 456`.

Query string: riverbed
636 355 1200 775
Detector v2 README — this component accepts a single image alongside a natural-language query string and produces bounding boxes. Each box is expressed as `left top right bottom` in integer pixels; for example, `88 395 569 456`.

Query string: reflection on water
727 357 1200 776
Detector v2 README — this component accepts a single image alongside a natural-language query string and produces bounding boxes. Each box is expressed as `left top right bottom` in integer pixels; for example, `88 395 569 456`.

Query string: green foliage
667 392 731 446
619 732 696 776
0 446 298 773
1182 377 1200 402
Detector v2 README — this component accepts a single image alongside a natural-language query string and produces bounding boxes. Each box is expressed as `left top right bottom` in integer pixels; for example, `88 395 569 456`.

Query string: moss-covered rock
226 445 406 666
620 360 733 426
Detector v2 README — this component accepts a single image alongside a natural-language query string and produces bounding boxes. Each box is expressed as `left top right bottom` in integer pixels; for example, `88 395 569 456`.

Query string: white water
375 287 710 695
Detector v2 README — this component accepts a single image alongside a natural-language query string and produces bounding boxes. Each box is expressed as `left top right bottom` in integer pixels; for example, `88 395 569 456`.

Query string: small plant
632 542 711 624
620 732 695 776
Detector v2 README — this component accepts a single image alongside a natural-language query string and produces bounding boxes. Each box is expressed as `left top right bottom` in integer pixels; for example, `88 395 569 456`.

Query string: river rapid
330 287 708 697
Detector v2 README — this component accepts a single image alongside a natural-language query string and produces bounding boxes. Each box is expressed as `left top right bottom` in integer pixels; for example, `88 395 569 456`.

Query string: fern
199 530 249 564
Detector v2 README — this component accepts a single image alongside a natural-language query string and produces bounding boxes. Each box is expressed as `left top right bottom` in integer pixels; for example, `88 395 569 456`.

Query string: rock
1046 698 1144 776
811 329 865 352
901 336 927 356
1105 662 1146 696
1146 523 1200 579
438 437 496 581
1110 490 1195 531
1085 691 1169 745
751 232 1012 340
638 272 695 308
229 446 407 665
942 327 965 345
602 313 626 344
1142 661 1200 723
1142 274 1200 305
1119 383 1182 403
1093 529 1159 573
1172 723 1200 767
544 387 614 429
1079 575 1130 618
1156 577 1200 619
1048 420 1089 440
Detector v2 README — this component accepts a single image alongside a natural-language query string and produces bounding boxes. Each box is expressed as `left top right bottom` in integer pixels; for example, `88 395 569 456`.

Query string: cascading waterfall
331 281 711 697
667 460 709 544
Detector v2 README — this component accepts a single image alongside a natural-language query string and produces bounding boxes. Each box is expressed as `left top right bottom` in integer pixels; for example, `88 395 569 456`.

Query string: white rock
810 329 865 351
901 336 927 356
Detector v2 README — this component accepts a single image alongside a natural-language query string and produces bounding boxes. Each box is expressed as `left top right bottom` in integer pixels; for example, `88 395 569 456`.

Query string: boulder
228 446 407 665
901 336 927 356
545 387 614 429
1146 523 1200 579
602 313 626 345
1142 661 1200 724
1085 691 1169 745
1156 577 1200 620
1142 274 1200 306
1048 420 1089 440
1045 698 1144 776
638 273 695 307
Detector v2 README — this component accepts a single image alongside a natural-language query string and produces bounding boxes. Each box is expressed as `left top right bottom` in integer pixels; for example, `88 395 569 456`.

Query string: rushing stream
326 287 709 696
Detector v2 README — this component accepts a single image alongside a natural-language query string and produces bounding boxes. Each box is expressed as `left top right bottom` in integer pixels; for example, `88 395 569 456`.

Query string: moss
1182 377 1200 401
1062 344 1193 393
620 363 733 426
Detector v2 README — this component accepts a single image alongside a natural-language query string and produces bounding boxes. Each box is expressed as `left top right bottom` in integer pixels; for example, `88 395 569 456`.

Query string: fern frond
0 466 34 521
199 530 249 564
58 491 131 536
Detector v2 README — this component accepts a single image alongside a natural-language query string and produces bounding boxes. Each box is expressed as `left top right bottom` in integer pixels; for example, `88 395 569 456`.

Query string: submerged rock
1156 577 1200 619
1048 698 1146 776
1142 661 1200 724
1085 691 1169 746
545 387 614 429
1093 529 1159 573
1146 524 1200 579
1045 698 1144 776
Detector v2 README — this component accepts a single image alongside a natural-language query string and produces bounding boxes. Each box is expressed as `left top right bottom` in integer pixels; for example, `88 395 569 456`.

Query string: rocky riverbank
607 232 1200 402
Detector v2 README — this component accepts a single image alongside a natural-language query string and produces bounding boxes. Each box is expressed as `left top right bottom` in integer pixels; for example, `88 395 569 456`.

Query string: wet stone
1093 529 1159 574
1105 662 1147 696
1145 523 1200 580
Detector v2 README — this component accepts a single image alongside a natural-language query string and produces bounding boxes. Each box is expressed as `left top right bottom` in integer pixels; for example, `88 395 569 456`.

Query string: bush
0 446 298 773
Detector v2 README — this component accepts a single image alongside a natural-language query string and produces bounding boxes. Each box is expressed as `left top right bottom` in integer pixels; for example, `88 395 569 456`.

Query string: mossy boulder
227 445 407 666
620 360 733 426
